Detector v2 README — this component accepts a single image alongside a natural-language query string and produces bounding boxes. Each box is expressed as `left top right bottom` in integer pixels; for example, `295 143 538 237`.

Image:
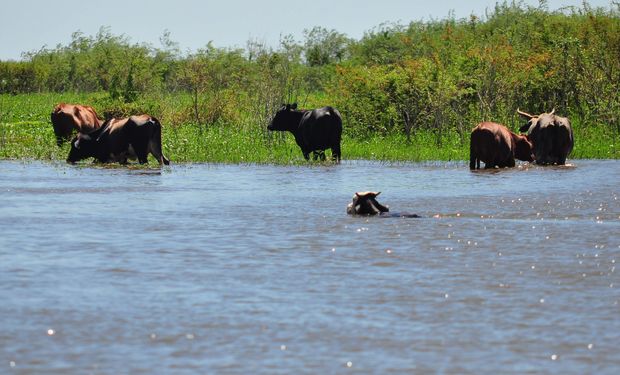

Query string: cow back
51 103 102 146
470 122 525 169
529 114 573 164
299 107 343 151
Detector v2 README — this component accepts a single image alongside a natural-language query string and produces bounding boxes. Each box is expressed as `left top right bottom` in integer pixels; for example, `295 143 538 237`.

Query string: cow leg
331 145 341 163
469 139 477 170
557 156 566 165
131 141 150 164
469 154 477 170
137 152 148 164
484 151 496 169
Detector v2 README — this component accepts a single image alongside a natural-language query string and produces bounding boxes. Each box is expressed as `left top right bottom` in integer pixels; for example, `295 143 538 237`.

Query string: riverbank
0 93 618 164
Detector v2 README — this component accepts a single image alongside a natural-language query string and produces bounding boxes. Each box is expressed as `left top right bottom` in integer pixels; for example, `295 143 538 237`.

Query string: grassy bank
0 120 469 163
0 93 618 164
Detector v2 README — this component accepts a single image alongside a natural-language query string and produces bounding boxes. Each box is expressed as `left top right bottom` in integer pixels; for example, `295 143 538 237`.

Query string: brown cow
470 122 534 170
67 114 170 165
517 109 574 165
50 103 102 146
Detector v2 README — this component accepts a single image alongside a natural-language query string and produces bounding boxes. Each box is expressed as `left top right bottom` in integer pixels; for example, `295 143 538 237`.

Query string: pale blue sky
0 0 613 60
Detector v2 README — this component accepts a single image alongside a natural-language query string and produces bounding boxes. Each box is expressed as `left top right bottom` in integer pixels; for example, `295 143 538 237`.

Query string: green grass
0 120 469 164
0 93 618 164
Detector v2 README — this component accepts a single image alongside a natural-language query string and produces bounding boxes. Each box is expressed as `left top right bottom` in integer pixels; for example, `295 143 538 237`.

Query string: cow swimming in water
347 192 421 218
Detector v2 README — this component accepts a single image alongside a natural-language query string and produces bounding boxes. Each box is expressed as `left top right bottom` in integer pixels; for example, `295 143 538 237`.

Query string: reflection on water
0 160 618 374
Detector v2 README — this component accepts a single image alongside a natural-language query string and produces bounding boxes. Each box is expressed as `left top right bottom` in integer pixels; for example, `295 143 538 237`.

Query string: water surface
1 160 619 374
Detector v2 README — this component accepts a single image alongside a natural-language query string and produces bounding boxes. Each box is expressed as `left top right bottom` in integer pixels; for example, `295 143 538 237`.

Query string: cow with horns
517 109 574 165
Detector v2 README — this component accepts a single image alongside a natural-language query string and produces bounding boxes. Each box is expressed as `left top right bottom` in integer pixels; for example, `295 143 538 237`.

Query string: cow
267 103 342 162
67 114 170 165
517 109 574 165
469 122 534 170
347 191 421 218
51 103 102 147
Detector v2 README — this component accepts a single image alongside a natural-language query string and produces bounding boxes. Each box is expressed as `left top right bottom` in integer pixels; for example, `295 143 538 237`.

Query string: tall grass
0 93 617 164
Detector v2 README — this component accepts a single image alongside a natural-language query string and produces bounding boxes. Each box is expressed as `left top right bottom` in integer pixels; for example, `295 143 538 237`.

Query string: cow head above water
517 108 554 133
513 133 535 163
267 103 301 131
66 133 95 163
347 191 390 215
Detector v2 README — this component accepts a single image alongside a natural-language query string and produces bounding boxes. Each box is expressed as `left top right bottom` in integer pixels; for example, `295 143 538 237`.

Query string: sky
0 0 614 60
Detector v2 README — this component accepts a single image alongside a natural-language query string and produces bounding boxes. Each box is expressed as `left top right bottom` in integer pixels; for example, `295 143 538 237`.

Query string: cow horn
516 109 535 119
549 108 556 115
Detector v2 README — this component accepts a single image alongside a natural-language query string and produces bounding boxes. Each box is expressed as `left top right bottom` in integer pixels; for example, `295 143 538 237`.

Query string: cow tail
150 117 170 165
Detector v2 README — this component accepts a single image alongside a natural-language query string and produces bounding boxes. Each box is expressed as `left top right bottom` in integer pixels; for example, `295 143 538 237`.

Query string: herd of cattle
470 109 574 169
51 103 169 165
50 102 573 169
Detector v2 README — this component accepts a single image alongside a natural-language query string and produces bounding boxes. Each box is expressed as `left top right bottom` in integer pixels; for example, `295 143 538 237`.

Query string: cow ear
291 103 298 110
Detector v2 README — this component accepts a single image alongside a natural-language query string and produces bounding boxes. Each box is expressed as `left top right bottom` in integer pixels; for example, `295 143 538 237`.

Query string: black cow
267 103 342 162
347 192 421 218
67 114 170 165
517 109 574 165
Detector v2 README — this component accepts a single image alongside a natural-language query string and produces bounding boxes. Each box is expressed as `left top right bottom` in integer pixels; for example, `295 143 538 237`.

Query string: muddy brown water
1 160 618 374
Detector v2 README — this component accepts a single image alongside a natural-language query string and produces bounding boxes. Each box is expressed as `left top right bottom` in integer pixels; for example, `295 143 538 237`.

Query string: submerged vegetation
0 1 619 162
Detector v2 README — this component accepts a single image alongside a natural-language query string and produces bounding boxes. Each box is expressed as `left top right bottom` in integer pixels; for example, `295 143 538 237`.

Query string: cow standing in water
470 122 534 169
517 109 574 165
51 103 102 146
67 114 170 165
267 103 342 162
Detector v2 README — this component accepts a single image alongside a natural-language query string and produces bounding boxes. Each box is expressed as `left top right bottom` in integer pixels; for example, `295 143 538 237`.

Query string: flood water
1 159 619 374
